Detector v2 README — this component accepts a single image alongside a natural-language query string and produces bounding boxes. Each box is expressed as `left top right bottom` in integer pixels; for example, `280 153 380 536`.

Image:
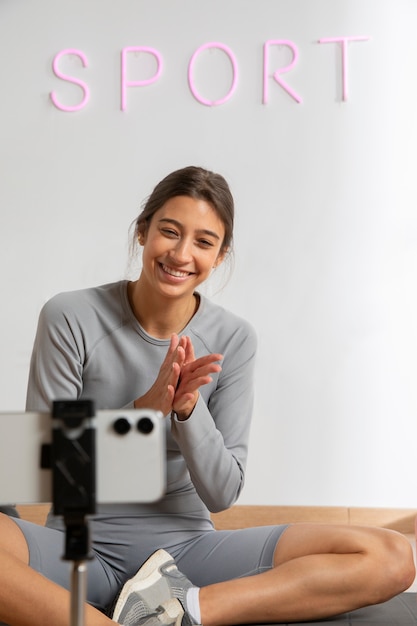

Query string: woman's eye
198 239 214 248
161 228 178 238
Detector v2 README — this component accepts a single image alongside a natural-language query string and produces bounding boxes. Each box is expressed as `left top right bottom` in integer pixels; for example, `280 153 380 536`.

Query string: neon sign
50 36 370 112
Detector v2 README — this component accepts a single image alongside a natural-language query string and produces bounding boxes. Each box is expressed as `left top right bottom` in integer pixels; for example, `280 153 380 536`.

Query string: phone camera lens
113 417 131 435
137 417 154 434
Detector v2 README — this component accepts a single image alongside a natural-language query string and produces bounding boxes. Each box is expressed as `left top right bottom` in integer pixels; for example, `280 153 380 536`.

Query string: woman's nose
171 238 193 262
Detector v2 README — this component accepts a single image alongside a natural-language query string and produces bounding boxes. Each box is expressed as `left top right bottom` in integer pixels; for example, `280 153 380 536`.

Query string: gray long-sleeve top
26 281 257 525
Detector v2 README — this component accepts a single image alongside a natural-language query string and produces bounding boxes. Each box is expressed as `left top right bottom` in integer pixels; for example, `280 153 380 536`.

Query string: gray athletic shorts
12 516 289 613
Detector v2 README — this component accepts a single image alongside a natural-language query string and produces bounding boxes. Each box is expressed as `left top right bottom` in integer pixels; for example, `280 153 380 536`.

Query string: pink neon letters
50 36 370 111
50 49 90 112
318 36 370 101
188 42 238 106
263 40 302 104
121 47 163 111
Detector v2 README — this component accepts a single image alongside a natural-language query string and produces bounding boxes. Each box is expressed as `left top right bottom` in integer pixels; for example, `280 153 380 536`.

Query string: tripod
51 400 96 626
63 514 92 626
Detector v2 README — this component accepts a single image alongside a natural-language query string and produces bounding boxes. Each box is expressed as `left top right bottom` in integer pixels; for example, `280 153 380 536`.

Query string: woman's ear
137 222 147 246
213 247 229 268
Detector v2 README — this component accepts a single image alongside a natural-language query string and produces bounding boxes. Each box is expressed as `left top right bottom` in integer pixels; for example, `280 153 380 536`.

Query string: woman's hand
133 334 187 416
134 334 222 419
172 336 223 420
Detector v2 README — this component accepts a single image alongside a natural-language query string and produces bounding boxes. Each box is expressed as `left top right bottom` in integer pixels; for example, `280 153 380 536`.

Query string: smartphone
0 408 166 504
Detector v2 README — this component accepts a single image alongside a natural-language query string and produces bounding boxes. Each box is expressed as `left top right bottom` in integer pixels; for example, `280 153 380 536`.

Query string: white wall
1 0 417 507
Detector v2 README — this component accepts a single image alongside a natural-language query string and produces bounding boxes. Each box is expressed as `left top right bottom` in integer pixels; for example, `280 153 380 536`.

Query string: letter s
50 49 90 112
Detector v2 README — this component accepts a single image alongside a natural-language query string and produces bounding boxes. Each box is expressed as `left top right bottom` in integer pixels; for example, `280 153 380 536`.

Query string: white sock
185 587 201 624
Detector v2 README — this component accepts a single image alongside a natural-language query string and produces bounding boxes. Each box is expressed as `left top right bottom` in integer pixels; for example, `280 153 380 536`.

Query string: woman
0 166 414 626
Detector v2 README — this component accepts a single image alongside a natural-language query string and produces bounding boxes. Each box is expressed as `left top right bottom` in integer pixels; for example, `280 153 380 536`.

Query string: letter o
188 42 238 106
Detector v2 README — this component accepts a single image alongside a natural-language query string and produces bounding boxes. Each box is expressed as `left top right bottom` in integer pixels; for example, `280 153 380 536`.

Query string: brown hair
133 166 234 254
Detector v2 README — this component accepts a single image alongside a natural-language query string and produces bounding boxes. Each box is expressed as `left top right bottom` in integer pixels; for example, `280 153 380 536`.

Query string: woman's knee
375 529 415 598
0 513 29 563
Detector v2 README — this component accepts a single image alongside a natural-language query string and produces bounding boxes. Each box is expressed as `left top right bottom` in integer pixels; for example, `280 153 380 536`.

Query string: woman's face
139 195 227 300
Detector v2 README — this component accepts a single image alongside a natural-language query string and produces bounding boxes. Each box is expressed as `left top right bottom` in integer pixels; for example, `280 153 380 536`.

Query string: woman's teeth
162 264 189 278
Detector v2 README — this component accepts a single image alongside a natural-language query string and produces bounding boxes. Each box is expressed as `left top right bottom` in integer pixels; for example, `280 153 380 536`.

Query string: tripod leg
70 561 88 626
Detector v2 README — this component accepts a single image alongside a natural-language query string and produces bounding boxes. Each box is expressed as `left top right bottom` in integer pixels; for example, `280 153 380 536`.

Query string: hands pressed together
134 334 223 420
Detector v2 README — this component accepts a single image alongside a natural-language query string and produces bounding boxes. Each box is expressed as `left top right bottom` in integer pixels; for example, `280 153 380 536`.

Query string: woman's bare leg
198 524 415 625
2 515 414 626
0 514 113 626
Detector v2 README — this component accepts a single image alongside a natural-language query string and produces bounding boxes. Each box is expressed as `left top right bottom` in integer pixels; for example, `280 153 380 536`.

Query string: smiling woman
0 165 414 626
129 196 227 338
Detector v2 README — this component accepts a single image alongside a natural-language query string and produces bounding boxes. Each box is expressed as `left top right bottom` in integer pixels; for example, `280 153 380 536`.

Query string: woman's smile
159 262 194 280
